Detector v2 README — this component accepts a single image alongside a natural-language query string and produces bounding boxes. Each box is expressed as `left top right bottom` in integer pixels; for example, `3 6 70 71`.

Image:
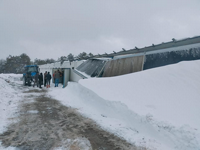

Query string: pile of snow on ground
50 60 200 150
79 60 200 150
0 74 22 150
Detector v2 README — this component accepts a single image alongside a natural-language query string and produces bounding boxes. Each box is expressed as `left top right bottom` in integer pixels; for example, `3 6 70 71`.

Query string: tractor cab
23 65 39 86
24 65 39 76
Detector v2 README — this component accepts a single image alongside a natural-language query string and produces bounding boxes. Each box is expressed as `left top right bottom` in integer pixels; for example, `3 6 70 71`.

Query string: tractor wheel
28 81 31 86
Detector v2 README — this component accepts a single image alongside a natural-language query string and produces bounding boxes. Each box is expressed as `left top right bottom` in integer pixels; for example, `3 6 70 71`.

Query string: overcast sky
1 0 200 60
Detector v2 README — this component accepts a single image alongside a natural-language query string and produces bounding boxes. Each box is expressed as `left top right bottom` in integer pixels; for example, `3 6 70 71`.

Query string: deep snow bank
0 74 22 149
0 74 21 132
79 60 200 129
75 60 200 150
49 61 200 150
50 82 200 150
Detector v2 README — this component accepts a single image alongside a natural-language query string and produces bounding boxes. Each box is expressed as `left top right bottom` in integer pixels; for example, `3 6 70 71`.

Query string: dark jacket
46 73 52 80
44 72 47 79
39 73 43 84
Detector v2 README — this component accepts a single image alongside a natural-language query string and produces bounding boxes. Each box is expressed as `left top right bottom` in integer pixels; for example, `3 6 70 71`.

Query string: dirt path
0 86 146 150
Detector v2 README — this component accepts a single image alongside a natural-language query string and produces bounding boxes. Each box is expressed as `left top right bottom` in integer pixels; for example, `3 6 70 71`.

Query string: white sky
1 0 200 60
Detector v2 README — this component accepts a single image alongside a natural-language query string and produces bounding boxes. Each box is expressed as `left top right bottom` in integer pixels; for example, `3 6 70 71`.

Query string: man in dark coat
44 71 47 87
46 72 52 88
38 73 43 88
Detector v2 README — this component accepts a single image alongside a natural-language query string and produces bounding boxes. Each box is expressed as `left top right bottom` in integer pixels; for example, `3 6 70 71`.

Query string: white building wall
70 70 85 82
38 61 84 82
63 69 70 87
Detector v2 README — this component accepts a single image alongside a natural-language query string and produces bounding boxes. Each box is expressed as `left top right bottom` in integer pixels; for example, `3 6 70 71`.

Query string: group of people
33 71 52 88
33 70 63 88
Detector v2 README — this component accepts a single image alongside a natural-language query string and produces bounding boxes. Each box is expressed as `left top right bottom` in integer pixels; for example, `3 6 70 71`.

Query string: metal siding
143 47 200 70
102 56 144 77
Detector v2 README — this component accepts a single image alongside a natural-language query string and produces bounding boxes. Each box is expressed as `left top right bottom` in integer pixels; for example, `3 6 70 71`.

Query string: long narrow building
76 36 200 77
39 35 200 85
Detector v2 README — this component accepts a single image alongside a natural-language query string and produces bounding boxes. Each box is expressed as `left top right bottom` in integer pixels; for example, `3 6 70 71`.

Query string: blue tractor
23 65 39 86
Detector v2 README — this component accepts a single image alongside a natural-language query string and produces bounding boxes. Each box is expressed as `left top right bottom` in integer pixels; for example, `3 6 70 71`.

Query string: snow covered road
0 74 141 150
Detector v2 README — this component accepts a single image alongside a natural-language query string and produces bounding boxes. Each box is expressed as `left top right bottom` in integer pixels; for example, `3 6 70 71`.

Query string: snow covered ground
1 60 200 150
0 74 23 150
80 60 200 129
50 60 200 150
0 74 22 132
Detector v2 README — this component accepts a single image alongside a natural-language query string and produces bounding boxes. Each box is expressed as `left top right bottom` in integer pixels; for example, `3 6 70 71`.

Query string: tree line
0 52 94 73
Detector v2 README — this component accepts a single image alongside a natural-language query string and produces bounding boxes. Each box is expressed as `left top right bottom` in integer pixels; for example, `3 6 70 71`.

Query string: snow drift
78 60 200 150
79 60 200 129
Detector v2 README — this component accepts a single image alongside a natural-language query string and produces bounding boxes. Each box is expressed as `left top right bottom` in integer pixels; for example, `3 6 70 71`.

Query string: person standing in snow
54 70 60 87
46 72 52 88
53 71 56 83
33 72 39 87
44 71 47 87
38 73 43 88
